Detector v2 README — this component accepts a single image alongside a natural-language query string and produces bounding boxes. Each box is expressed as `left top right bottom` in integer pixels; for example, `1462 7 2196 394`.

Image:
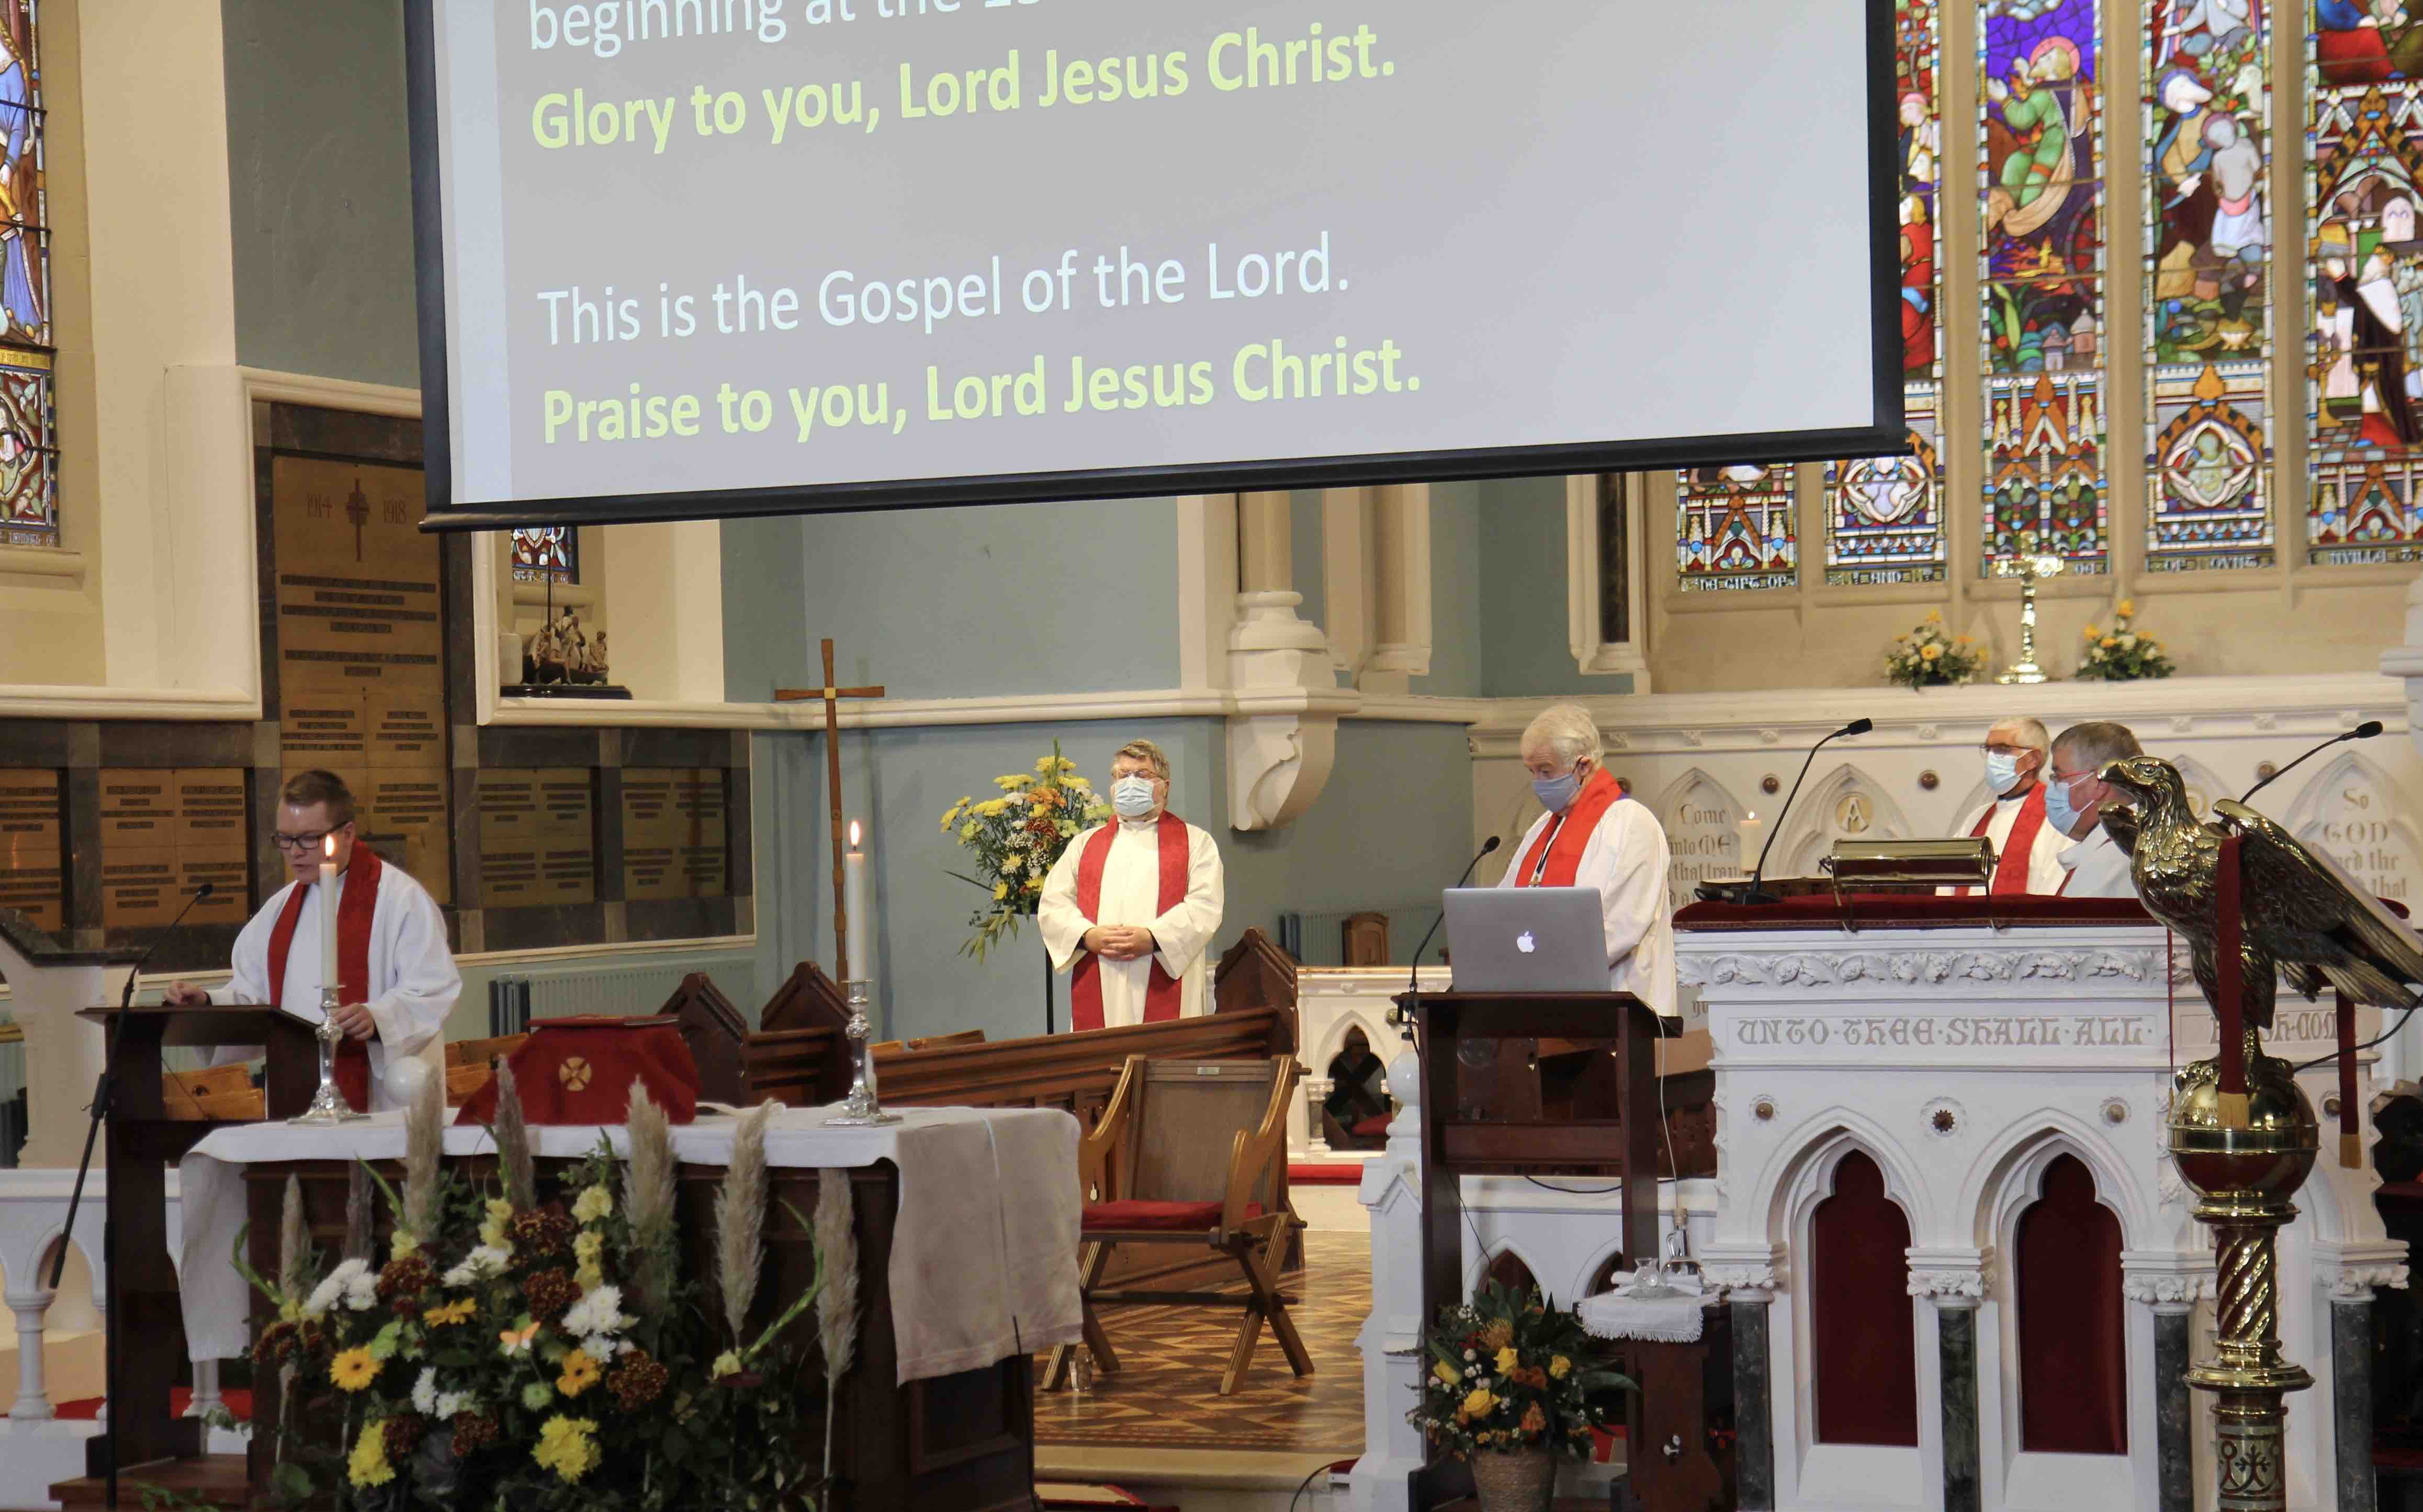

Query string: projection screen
405 0 1904 527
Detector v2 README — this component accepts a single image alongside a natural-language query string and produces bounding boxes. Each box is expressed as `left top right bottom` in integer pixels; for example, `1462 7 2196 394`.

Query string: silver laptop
1442 886 1609 992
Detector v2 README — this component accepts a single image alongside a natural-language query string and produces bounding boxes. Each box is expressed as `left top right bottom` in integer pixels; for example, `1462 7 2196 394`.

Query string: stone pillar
1910 1264 1991 1512
1704 1259 1781 1512
5 1285 54 1420
2327 1264 2408 1512
2125 1269 2216 1512
186 1357 221 1423
1347 1050 1432 1512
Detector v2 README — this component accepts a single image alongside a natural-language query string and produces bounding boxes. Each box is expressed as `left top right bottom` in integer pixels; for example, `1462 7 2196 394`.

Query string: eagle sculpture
2096 754 2423 1030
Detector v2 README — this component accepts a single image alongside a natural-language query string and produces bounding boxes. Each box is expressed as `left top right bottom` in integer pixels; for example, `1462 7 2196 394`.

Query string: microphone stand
2241 721 2383 803
1393 837 1501 1043
52 881 212 1509
1726 720 1872 906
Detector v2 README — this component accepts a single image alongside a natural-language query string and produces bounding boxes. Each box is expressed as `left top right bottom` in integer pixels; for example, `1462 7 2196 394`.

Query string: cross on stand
774 638 885 983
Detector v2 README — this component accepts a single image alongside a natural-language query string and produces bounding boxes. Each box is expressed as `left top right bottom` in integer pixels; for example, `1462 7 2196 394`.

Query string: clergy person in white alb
1497 704 1676 1016
163 770 459 1111
1948 716 2069 895
2044 720 2144 898
1040 739 1225 1030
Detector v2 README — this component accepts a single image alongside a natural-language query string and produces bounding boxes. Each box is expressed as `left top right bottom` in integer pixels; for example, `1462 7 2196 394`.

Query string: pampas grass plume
403 1062 443 1240
278 1174 308 1297
715 1101 772 1340
344 1160 372 1261
493 1061 535 1212
625 1081 679 1311
814 1167 860 1479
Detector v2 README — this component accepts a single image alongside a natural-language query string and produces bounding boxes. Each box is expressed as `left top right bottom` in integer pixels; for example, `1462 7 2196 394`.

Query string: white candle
844 820 871 983
320 835 340 992
1737 813 1763 874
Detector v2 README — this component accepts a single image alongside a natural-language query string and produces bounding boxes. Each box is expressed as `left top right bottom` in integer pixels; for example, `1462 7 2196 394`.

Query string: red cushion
1350 1114 1392 1136
1083 1199 1263 1232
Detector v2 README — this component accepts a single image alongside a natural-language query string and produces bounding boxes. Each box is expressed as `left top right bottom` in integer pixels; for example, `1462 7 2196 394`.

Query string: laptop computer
1441 886 1609 992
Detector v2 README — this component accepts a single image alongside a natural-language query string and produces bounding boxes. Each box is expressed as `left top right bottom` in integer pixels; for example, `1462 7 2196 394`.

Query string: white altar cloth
177 1103 1083 1385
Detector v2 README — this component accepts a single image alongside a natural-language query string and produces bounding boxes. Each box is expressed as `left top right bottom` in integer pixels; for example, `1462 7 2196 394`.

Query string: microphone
52 881 215 1291
1714 717 1873 906
2241 721 2383 803
1393 836 1501 1034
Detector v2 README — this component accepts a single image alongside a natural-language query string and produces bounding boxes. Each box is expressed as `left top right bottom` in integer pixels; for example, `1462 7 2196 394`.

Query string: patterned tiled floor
1033 1230 1369 1453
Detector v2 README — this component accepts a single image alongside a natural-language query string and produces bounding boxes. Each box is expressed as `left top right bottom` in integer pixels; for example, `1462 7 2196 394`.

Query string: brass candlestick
2168 1033 2318 1512
1994 551 2065 684
288 985 369 1125
824 979 899 1127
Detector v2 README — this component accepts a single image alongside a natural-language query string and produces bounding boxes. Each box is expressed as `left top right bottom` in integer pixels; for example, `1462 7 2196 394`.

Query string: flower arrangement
2075 599 2176 681
1406 1279 1631 1465
239 1071 843 1511
941 742 1111 960
1884 608 1985 691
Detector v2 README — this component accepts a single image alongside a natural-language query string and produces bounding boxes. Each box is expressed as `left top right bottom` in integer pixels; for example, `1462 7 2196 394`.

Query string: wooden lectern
67 1005 321 1481
1403 989 1662 1511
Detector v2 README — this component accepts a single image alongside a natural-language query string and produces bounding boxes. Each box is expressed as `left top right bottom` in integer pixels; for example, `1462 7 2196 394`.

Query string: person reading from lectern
1949 717 2067 894
162 770 458 1112
2045 721 2144 899
1497 703 1676 1017
1039 739 1225 1031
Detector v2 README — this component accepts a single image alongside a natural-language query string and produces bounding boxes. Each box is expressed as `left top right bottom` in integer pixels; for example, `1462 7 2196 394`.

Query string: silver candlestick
824 979 899 1126
288 985 369 1125
1994 550 2066 685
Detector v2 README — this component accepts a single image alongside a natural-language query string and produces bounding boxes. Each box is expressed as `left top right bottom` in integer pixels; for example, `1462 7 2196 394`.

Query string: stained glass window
2307 29 2423 565
2142 2 2273 570
512 525 579 585
1827 0 1947 585
1981 0 2109 574
1676 466 1797 591
0 3 52 548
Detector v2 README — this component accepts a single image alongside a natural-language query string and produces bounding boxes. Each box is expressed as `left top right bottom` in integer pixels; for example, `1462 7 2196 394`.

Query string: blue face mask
2044 774 2086 836
1112 775 1158 818
1532 764 1585 815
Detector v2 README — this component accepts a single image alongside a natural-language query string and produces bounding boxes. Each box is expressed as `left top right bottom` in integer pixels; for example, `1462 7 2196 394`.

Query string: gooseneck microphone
1732 717 1874 906
2241 721 2384 803
1393 836 1502 1035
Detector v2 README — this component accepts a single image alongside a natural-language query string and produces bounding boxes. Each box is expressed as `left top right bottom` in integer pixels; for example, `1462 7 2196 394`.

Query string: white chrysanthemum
411 1367 439 1416
441 1245 511 1287
434 1390 469 1419
344 1269 380 1312
306 1258 372 1319
560 1285 632 1339
581 1333 628 1360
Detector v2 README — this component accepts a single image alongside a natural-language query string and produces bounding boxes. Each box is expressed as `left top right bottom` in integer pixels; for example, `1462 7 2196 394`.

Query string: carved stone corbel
1226 590 1343 831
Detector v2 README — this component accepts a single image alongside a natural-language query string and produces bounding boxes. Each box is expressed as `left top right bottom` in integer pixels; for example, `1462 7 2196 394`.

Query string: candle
320 834 340 993
1737 813 1764 875
844 820 871 984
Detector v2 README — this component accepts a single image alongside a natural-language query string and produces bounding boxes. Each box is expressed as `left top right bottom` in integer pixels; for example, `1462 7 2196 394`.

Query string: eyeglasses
270 826 348 853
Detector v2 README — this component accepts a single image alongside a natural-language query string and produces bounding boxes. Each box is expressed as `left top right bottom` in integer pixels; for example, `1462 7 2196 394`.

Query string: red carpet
53 1387 252 1422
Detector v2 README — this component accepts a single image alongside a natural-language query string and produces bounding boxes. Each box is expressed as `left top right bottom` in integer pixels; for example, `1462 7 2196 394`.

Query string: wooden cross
774 638 885 982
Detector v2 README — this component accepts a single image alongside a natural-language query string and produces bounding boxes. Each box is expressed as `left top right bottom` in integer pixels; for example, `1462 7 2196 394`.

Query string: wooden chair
1340 911 1391 967
1045 1054 1311 1396
444 1032 532 1107
163 1064 264 1121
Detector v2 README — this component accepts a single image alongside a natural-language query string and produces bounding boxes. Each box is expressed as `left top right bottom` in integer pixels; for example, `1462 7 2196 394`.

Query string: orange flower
1521 1403 1547 1435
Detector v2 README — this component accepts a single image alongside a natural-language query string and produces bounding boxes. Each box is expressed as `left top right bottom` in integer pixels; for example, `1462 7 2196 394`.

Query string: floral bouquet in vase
941 742 1112 960
1885 608 1984 691
2076 599 2176 681
1406 1279 1632 1510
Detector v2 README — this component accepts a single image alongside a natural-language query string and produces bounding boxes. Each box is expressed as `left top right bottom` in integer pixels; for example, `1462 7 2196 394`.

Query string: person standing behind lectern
2044 720 2144 898
1039 739 1225 1031
162 770 458 1112
1948 716 2067 894
1496 703 1676 1018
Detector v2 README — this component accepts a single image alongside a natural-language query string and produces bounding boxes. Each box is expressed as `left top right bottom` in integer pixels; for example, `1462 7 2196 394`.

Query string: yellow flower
533 1416 602 1483
1549 1355 1572 1380
330 1347 379 1392
1462 1388 1496 1418
711 1350 743 1380
993 882 1009 900
389 1230 419 1261
1024 876 1043 893
961 821 979 841
1433 1361 1461 1386
1920 643 1942 662
1494 1346 1519 1374
974 799 1009 817
556 1348 602 1398
348 1420 395 1488
480 1197 514 1249
572 1184 613 1224
2083 624 2100 641
1925 607 1942 622
426 1296 476 1327
574 1231 603 1265
2118 597 2136 617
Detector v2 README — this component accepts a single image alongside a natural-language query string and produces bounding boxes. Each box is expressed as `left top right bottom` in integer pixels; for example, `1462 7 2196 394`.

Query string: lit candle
320 834 340 993
1736 813 1763 875
844 820 871 984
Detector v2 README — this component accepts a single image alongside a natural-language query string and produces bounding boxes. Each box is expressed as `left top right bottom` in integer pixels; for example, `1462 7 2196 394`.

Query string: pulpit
65 1005 320 1482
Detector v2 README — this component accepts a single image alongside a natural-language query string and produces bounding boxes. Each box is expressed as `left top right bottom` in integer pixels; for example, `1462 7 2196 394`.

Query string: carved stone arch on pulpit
2278 749 2422 912
1777 1126 1926 1450
1774 765 1915 879
1652 766 1755 893
1987 1135 2132 1457
1466 1239 1548 1299
1310 1011 1394 1076
1968 1116 2152 1249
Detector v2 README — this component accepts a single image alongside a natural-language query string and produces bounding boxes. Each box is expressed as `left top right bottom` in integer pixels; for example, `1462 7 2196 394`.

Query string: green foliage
1405 1278 1633 1462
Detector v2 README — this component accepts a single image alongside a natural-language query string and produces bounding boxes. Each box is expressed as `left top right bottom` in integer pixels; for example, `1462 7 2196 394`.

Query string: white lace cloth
1579 1267 1711 1344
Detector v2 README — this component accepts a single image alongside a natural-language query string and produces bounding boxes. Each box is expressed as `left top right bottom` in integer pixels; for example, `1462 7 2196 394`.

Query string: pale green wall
221 0 421 387
1476 475 1636 697
1415 480 1483 697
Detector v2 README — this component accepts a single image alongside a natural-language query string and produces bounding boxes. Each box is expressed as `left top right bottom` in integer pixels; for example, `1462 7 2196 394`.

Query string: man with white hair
1497 703 1676 1017
1950 716 2068 894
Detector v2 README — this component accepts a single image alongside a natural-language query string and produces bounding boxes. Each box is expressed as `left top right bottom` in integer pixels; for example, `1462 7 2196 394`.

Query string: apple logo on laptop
1516 930 1537 954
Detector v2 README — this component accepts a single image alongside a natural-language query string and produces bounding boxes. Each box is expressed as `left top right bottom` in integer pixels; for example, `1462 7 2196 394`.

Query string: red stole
1965 785 2048 896
1070 814 1189 1033
267 846 384 1111
1514 768 1624 888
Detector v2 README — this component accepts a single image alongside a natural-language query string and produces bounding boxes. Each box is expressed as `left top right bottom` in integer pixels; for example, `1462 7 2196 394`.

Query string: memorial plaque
99 770 177 847
535 770 597 906
623 768 728 900
477 770 542 906
362 773 453 907
0 769 65 931
1661 774 1750 893
100 768 252 928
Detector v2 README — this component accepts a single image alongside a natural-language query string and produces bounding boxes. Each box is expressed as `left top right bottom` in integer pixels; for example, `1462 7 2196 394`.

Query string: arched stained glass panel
1676 466 1797 591
0 1 52 549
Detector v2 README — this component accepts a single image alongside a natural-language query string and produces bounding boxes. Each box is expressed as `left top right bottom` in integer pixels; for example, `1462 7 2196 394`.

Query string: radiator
1275 904 1441 967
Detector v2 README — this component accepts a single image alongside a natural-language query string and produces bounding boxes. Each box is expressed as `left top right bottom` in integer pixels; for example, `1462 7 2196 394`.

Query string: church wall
218 0 418 389
1414 480 1483 698
1473 475 1636 699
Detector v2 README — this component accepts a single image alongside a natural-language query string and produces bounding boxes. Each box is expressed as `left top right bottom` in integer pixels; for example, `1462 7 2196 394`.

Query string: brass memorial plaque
622 768 728 900
479 769 596 908
99 768 250 928
0 769 64 931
